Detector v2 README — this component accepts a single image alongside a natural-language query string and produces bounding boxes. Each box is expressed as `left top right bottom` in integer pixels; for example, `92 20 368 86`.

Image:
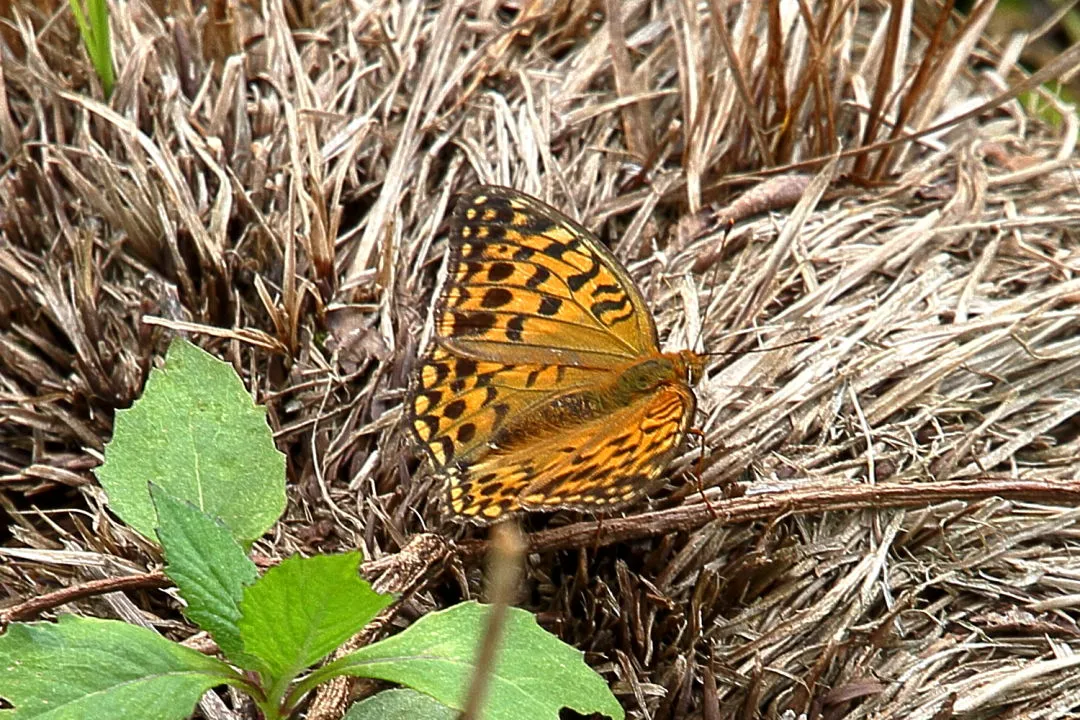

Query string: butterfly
407 186 705 523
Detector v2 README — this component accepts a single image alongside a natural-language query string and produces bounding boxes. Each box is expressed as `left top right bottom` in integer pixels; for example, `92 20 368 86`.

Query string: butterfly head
675 349 705 385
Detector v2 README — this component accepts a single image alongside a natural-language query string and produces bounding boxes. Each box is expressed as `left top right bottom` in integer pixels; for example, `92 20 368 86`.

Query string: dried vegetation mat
2 0 1080 718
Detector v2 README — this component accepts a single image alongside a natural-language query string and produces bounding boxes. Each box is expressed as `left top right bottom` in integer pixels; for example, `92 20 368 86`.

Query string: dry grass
2 1 1080 718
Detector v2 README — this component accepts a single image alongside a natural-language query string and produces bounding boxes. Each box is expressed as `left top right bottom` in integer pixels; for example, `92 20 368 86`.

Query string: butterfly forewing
438 187 659 366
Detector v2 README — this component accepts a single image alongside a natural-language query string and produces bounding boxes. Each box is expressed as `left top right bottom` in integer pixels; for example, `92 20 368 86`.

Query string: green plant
0 339 623 720
69 0 115 98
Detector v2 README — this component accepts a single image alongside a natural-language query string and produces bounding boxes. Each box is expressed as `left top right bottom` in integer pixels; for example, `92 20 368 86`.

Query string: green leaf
238 552 392 688
321 601 624 720
96 338 286 547
0 615 240 720
151 485 259 663
343 689 459 720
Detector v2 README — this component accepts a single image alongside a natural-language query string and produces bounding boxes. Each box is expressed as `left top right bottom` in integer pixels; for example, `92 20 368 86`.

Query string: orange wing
409 186 657 476
448 384 696 522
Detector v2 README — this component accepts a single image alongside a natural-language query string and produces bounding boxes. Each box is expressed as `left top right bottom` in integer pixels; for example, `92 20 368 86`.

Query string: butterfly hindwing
447 384 696 521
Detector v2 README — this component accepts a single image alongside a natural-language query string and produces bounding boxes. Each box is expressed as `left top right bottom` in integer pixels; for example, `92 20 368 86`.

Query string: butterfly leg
686 427 718 520
590 516 605 553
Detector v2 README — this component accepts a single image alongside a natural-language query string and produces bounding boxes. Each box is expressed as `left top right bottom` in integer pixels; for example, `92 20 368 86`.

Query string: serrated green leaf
343 689 458 720
321 601 624 720
238 552 392 688
96 338 286 547
0 615 239 720
151 485 259 663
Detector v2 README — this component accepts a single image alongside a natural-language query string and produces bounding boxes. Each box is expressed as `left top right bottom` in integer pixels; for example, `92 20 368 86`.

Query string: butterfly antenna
719 215 735 252
700 334 820 357
691 214 736 353
693 250 726 353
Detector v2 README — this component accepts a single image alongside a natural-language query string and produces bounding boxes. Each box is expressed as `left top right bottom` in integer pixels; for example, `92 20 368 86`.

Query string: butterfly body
407 186 704 523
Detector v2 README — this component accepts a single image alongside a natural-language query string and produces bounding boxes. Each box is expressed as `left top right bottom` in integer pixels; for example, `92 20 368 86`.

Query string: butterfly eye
678 350 704 384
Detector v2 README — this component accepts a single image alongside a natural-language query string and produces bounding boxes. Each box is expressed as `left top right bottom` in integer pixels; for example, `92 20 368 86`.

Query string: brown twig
0 571 170 626
459 477 1080 558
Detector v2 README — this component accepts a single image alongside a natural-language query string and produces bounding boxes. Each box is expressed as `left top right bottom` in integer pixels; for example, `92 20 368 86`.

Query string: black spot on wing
481 287 514 308
603 305 636 326
541 240 577 260
451 311 498 336
458 262 484 283
455 358 478 377
414 414 438 436
451 288 471 307
459 242 487 260
538 297 562 316
491 403 510 428
566 257 601 291
442 399 466 420
591 295 629 321
422 361 449 388
526 265 551 289
478 482 502 497
432 436 453 464
436 436 455 463
505 315 525 342
418 390 443 408
456 423 477 443
488 262 514 282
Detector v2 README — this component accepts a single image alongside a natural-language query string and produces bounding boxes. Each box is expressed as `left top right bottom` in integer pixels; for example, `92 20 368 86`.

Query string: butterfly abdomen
483 391 613 454
539 390 611 425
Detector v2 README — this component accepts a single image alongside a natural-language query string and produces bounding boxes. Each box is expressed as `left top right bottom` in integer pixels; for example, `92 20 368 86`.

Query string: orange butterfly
407 186 704 523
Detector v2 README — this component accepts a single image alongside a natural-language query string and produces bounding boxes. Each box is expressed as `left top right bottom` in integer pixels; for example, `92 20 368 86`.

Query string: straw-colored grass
2 1 1079 718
